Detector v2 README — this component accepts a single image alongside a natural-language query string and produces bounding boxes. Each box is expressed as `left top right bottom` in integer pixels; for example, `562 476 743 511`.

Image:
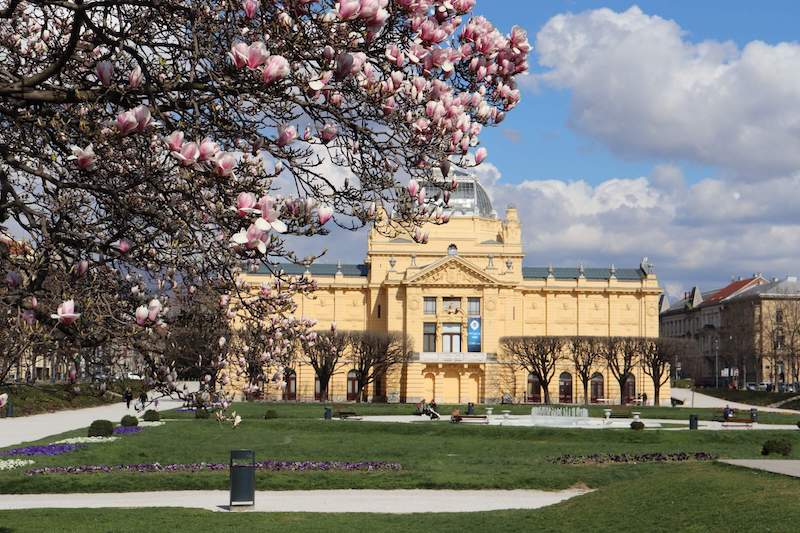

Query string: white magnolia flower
0 458 35 471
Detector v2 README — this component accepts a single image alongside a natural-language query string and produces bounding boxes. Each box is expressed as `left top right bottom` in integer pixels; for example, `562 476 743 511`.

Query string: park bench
712 411 754 425
609 407 633 419
451 414 489 424
333 404 359 419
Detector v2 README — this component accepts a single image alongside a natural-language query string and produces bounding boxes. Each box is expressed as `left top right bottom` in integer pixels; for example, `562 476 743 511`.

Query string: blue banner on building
467 318 481 352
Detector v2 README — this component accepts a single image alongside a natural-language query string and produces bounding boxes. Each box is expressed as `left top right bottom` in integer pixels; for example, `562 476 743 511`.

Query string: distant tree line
500 336 698 405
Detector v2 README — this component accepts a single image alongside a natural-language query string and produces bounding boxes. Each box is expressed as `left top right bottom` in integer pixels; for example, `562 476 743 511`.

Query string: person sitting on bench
723 405 734 420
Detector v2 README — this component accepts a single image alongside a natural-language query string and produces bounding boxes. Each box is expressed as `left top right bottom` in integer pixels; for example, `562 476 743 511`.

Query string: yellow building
243 172 667 405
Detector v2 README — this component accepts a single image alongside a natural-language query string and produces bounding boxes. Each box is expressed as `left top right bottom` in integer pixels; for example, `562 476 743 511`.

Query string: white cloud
535 6 800 179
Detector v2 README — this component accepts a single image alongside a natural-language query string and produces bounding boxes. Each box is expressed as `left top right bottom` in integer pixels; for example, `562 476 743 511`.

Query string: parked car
745 382 757 391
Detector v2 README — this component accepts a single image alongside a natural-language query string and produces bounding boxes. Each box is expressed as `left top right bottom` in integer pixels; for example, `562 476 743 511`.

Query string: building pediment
405 256 507 286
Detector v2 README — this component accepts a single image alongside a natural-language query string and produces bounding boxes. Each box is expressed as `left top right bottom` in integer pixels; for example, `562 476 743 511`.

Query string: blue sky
474 0 799 187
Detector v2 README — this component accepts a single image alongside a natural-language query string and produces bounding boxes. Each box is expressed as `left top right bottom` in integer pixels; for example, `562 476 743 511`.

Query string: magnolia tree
0 0 529 401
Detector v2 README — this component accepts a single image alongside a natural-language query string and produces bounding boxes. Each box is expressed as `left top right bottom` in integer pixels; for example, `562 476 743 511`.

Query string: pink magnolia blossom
276 125 297 147
231 224 269 254
233 192 258 216
317 205 333 225
385 44 404 67
407 178 419 198
147 298 162 321
319 124 337 144
114 239 131 253
172 142 199 166
475 147 487 165
229 42 249 68
68 144 96 169
243 0 258 18
51 299 80 325
417 187 426 206
0 393 7 409
198 138 219 161
128 65 143 89
262 55 290 84
5 271 21 288
337 0 360 19
247 42 269 69
213 152 237 177
74 260 89 276
165 131 184 152
96 60 114 86
115 110 138 136
133 105 152 131
255 195 288 233
134 305 149 326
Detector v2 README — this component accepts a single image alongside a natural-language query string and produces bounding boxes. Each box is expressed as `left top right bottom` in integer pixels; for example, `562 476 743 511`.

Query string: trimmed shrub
630 421 645 431
762 438 792 456
120 414 139 427
87 419 114 437
264 410 278 420
195 407 210 419
143 410 160 422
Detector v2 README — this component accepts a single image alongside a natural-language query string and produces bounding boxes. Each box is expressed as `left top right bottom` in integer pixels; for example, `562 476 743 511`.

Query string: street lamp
714 337 719 389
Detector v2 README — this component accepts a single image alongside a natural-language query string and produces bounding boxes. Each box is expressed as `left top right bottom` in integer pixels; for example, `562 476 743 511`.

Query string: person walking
138 390 148 411
123 388 133 409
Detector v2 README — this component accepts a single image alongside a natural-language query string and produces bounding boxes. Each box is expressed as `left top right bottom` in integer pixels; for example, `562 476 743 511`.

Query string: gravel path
0 399 183 448
0 489 590 513
671 388 799 414
720 460 800 479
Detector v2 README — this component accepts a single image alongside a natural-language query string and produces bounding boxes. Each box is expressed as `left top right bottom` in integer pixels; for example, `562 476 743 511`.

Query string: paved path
0 489 590 513
720 459 800 479
671 388 799 414
0 399 182 448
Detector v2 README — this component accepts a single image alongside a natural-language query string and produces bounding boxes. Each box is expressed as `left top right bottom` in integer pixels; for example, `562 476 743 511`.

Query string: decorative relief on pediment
412 260 497 286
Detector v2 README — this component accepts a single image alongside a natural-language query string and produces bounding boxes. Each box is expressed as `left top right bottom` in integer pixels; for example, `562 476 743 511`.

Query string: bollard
229 450 255 509
689 414 699 430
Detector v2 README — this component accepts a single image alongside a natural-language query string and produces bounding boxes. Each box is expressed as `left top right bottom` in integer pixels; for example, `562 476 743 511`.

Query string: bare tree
568 336 602 405
641 338 690 406
499 336 565 404
602 336 640 405
345 331 409 402
301 325 348 402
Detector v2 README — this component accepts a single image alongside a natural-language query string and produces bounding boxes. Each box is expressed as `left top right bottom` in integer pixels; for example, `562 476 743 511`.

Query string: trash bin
750 408 758 423
689 414 699 430
324 407 332 420
230 450 255 508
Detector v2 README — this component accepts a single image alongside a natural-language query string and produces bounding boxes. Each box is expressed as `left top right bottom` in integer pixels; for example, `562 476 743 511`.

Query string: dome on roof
427 168 496 218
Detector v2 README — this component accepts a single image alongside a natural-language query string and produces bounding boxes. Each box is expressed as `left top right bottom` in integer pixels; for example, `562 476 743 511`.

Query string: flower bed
1 443 85 457
26 460 402 476
113 426 143 435
51 436 119 445
550 452 718 465
0 458 35 471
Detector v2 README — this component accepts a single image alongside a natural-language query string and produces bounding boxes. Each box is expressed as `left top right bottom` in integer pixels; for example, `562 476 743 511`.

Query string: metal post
715 340 719 389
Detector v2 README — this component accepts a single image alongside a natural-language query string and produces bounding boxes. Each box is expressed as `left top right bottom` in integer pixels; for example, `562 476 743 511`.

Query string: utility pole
714 337 719 389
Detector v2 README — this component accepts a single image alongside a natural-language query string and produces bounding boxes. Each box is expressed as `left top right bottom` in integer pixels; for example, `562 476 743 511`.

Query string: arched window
347 370 359 401
527 373 541 403
283 369 297 401
590 372 604 403
623 375 636 405
448 244 458 256
559 372 573 404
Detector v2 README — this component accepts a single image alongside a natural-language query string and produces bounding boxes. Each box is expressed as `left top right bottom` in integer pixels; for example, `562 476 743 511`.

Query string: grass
0 383 117 417
0 463 799 532
166 400 800 425
2 410 799 494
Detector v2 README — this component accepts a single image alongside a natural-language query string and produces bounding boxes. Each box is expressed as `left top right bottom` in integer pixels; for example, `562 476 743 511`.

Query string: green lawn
1 463 799 532
2 411 799 494
0 383 118 417
168 400 800 425
698 387 799 408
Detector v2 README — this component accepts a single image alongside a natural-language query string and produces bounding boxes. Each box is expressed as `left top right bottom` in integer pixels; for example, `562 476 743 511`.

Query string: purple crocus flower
1 444 85 456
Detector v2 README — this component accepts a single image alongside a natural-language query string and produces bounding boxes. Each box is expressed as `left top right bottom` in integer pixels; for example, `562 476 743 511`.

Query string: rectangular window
424 297 436 315
443 297 461 313
423 323 436 352
442 322 461 352
468 297 480 316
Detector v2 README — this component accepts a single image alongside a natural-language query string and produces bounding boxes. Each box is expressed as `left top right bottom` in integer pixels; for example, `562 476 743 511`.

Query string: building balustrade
412 351 497 363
